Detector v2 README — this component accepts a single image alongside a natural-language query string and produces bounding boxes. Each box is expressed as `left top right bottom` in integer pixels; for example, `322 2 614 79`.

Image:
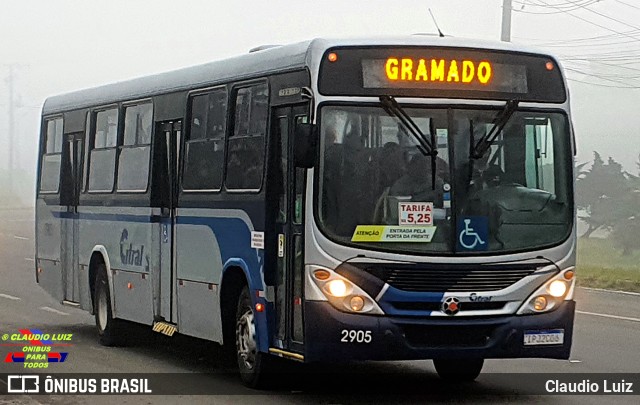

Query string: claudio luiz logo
2 329 73 369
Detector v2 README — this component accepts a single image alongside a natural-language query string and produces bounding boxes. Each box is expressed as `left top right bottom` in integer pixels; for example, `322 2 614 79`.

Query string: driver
482 164 505 188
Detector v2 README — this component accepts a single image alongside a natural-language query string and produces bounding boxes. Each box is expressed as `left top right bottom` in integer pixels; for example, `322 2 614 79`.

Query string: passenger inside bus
372 142 406 223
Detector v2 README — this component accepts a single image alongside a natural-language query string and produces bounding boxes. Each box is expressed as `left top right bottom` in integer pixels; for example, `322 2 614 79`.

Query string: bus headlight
325 279 350 297
349 296 365 312
533 296 548 311
308 266 384 315
548 280 567 297
517 267 575 315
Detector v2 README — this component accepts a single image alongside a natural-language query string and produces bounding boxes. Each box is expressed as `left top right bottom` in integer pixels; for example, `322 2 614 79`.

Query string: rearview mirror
294 123 317 168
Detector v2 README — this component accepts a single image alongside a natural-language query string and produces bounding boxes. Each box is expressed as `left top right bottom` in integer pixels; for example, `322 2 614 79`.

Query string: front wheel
235 287 274 388
94 265 125 346
433 358 484 382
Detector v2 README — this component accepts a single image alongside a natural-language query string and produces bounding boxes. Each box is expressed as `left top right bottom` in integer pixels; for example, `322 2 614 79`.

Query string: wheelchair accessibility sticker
457 216 488 251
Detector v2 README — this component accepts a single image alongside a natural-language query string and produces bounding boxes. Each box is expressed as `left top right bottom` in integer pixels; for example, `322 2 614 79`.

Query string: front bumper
304 300 574 362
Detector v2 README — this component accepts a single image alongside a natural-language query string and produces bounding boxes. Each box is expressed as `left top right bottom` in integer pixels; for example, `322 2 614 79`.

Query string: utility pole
501 0 512 42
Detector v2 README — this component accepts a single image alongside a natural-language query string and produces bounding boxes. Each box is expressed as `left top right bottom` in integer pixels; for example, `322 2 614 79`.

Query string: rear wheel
94 264 125 346
236 287 274 388
433 358 484 382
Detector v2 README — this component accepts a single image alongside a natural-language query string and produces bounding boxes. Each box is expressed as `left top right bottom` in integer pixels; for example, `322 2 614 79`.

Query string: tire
433 358 484 382
94 264 125 346
235 286 274 388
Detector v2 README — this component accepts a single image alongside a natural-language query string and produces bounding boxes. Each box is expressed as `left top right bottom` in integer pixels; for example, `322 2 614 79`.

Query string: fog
1 0 639 205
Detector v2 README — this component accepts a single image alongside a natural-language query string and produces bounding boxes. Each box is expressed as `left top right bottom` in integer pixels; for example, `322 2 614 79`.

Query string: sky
1 0 639 200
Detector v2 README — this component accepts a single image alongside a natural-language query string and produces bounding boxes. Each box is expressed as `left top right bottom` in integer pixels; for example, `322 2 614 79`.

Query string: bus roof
42 36 556 115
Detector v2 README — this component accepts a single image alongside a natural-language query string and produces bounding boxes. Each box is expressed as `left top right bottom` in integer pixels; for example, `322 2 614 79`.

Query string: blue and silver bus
36 36 576 386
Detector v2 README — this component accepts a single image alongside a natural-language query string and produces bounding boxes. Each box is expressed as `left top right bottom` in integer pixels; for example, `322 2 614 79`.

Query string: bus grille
367 265 537 292
391 301 506 312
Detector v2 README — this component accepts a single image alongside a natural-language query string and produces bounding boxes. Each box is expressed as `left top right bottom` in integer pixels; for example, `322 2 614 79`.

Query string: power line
531 0 640 41
517 0 599 9
538 38 639 48
563 0 640 32
515 29 640 45
564 65 640 88
513 0 600 14
570 59 640 74
567 77 640 88
613 0 640 12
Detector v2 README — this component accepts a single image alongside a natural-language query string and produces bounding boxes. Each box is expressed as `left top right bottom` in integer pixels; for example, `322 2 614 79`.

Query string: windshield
316 105 572 254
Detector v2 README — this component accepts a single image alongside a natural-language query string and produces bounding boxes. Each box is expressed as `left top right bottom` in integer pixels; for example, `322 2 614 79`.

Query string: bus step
152 321 177 337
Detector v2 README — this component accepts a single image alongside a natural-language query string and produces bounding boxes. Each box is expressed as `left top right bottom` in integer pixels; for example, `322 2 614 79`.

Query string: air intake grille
367 266 537 292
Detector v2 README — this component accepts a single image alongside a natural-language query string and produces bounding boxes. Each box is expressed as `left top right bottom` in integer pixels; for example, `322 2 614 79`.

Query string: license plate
523 329 564 346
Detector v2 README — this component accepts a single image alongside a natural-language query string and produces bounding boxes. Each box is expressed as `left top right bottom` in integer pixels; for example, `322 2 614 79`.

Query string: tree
576 152 629 238
611 154 640 255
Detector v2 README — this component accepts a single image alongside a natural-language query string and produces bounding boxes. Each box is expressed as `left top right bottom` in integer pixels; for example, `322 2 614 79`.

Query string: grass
576 238 640 293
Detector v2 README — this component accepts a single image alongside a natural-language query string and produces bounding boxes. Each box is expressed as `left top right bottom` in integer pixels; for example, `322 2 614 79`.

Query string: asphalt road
0 208 638 404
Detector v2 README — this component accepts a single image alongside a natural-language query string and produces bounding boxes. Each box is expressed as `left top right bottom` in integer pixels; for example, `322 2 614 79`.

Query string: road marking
577 310 640 323
40 306 69 316
25 258 35 262
580 287 640 297
13 235 29 241
0 293 21 300
569 359 582 363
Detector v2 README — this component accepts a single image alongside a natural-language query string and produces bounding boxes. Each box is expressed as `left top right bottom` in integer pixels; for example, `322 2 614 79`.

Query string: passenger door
155 120 181 323
61 132 83 302
272 104 308 353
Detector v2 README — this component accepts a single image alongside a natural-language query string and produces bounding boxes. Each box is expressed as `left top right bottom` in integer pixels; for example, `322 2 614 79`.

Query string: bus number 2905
340 329 372 343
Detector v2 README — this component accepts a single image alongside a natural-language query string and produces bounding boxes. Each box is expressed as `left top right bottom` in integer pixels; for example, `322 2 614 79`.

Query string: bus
36 36 576 387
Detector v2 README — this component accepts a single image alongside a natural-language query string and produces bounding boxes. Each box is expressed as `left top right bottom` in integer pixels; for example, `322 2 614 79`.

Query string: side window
123 103 152 146
183 88 227 191
39 117 63 193
94 109 118 149
525 119 556 194
88 108 118 192
226 83 268 190
117 103 153 192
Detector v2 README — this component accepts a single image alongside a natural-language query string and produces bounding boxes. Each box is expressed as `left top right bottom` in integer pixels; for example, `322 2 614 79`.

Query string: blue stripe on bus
52 212 262 282
377 287 446 317
175 216 263 280
50 210 269 351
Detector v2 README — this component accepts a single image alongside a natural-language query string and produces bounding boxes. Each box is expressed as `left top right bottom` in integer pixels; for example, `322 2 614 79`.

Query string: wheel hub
236 309 257 370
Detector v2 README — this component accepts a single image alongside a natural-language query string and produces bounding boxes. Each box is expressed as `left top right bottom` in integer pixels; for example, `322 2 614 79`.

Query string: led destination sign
384 58 492 85
318 46 567 103
362 57 527 93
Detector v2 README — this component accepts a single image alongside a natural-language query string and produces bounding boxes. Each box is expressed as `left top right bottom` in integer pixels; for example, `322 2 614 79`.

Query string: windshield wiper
379 95 438 190
471 99 519 160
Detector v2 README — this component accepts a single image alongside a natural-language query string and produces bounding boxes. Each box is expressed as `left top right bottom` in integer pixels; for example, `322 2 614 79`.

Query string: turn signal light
313 269 330 281
564 270 574 280
328 52 338 62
